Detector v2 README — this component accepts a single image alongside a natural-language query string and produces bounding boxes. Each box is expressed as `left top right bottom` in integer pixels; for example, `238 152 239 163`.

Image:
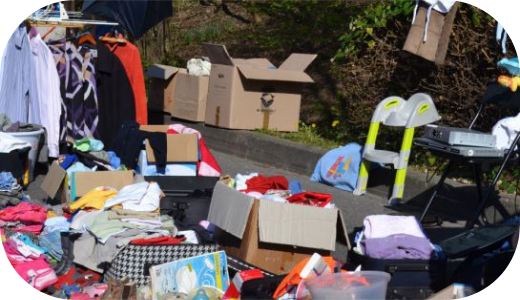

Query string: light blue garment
66 162 94 188
310 143 363 192
0 25 41 125
44 216 70 234
0 172 15 190
107 151 121 169
498 57 520 76
89 138 104 152
39 230 63 261
288 179 303 195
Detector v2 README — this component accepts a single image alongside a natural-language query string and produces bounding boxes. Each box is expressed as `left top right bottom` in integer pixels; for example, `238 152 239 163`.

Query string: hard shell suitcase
145 176 219 228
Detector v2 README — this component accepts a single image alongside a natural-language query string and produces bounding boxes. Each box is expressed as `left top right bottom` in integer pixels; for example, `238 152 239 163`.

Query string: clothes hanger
99 28 126 45
77 31 96 46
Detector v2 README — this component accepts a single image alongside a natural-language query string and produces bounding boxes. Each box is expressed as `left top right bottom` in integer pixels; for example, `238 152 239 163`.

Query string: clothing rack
26 2 119 28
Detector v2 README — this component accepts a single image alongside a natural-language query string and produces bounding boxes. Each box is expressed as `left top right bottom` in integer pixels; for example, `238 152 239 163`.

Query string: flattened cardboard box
41 161 134 202
208 182 350 274
203 43 316 132
172 72 209 122
139 125 198 163
145 64 184 113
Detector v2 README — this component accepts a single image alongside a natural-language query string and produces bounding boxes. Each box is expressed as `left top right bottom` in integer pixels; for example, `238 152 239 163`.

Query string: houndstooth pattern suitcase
106 244 220 286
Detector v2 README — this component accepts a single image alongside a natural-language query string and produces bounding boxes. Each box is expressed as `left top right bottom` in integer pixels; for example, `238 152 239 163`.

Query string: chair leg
473 164 489 225
419 160 454 222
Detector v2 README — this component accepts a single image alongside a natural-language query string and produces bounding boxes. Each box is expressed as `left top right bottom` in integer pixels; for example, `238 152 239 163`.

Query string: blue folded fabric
39 230 63 261
59 154 78 170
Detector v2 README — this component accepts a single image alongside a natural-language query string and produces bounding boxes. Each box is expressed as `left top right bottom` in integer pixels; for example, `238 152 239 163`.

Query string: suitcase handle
385 264 430 273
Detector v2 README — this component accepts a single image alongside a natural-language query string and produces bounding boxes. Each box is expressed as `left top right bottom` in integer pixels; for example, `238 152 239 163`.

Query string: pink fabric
167 124 222 177
70 292 96 300
12 224 44 234
0 203 47 224
13 257 57 290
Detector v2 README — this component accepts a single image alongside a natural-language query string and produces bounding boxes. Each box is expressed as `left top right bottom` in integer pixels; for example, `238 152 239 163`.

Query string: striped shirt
0 25 41 125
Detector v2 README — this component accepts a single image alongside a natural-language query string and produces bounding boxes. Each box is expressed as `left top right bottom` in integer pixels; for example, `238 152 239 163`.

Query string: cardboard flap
337 210 351 250
258 200 338 251
140 125 199 163
203 43 234 66
278 54 317 71
146 134 198 163
237 65 314 83
40 161 66 199
208 182 255 239
71 170 134 199
245 58 275 69
145 64 180 80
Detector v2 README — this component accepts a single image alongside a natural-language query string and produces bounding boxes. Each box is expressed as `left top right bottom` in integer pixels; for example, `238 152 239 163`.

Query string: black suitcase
347 250 447 300
145 176 219 229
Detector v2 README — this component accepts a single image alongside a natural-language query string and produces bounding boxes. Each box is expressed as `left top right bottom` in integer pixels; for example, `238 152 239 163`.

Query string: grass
256 122 341 150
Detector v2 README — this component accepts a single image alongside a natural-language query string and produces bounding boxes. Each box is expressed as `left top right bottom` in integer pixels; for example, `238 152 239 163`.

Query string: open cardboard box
41 161 134 203
208 182 350 274
145 64 184 113
203 43 316 132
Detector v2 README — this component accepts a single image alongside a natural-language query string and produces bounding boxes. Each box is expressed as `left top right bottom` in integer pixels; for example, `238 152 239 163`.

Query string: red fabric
167 128 222 176
242 175 288 194
130 236 186 245
103 35 148 125
0 203 47 224
286 192 333 207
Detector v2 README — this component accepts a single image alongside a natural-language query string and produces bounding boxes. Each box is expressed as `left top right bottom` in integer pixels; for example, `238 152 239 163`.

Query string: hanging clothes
0 24 41 125
48 39 100 145
95 42 136 145
30 34 62 158
101 34 148 125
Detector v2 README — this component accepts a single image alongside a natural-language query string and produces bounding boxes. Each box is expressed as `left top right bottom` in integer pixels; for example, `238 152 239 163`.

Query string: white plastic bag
187 58 211 76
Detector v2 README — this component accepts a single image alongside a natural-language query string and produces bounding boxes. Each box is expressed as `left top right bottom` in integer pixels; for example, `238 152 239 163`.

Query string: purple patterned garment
48 40 99 144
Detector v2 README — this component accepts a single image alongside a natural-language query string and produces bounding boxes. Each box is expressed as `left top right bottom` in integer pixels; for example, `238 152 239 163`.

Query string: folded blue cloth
0 172 15 190
59 154 78 170
107 151 121 169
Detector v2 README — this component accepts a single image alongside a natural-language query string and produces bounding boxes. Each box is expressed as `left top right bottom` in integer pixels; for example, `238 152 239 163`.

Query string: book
150 251 230 300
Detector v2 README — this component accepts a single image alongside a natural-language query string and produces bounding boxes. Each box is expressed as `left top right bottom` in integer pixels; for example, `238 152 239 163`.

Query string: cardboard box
41 161 134 202
208 182 350 274
203 43 316 132
139 125 198 163
145 64 184 113
172 72 210 122
137 150 197 176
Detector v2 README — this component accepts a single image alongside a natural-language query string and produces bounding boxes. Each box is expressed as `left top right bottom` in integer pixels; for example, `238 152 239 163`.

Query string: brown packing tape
216 106 220 127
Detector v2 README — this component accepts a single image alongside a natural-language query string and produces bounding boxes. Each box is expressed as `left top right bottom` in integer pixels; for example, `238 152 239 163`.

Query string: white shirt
30 34 62 158
0 25 41 125
492 113 520 150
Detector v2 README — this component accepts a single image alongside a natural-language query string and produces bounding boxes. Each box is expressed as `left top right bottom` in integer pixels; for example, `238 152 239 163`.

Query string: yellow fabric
47 210 57 219
69 187 118 212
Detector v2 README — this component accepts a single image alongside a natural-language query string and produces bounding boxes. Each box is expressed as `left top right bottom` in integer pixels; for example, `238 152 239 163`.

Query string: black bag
106 243 220 286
